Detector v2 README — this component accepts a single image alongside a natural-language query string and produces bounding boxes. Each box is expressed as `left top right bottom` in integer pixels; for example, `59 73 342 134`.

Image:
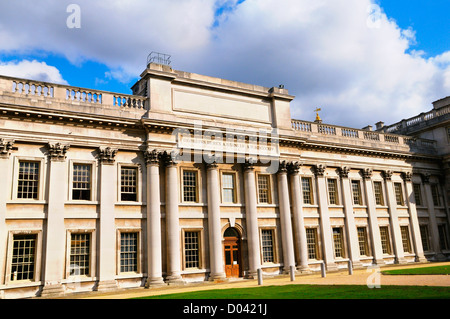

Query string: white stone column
421 173 446 261
402 172 427 263
338 167 362 268
288 163 309 272
206 161 226 280
96 147 118 291
243 160 261 278
383 170 406 264
362 169 384 265
0 139 14 287
144 150 165 287
314 164 336 271
41 143 70 297
164 153 183 284
277 161 296 273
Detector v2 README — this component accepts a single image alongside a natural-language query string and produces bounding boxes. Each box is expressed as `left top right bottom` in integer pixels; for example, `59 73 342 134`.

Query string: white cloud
0 60 68 84
0 0 448 128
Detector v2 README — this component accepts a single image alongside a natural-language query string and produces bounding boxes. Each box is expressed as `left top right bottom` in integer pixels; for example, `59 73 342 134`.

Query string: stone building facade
0 62 448 299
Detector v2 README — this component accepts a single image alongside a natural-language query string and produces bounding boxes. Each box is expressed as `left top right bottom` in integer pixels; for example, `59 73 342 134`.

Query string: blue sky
0 0 449 127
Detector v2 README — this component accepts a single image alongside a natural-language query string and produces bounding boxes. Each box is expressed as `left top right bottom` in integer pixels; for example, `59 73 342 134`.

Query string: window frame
68 160 97 202
117 229 141 274
430 184 441 207
12 157 46 202
413 183 423 206
220 170 238 204
357 227 370 257
373 180 385 206
419 224 431 252
181 168 200 203
65 229 96 280
305 227 320 260
332 227 346 258
182 229 202 270
351 180 363 206
260 228 277 264
256 173 272 205
118 164 142 203
400 225 412 254
301 176 314 205
393 182 405 206
379 226 392 255
327 178 340 205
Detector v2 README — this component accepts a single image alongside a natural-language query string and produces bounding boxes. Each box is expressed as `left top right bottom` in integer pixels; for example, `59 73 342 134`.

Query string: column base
166 275 185 286
434 253 447 262
146 277 166 288
372 258 386 266
395 257 408 264
415 255 429 263
40 284 65 298
325 263 338 272
296 265 312 273
209 273 227 283
95 280 118 292
350 260 364 269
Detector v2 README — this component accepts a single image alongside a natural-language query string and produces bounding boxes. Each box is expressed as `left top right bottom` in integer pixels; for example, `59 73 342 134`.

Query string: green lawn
382 265 450 275
134 284 450 299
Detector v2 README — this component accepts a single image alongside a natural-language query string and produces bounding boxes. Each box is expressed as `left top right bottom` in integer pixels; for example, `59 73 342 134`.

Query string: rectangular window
351 180 363 205
420 225 431 252
302 177 314 205
261 229 275 263
431 184 441 206
357 227 369 256
72 164 92 201
183 170 198 202
184 231 200 269
121 167 137 202
394 183 404 206
222 173 236 203
400 226 412 253
257 175 271 204
438 225 449 251
379 226 392 255
17 161 40 199
306 228 319 260
70 233 90 276
10 234 36 281
413 183 422 206
327 179 339 205
333 227 345 258
373 181 384 206
120 232 138 273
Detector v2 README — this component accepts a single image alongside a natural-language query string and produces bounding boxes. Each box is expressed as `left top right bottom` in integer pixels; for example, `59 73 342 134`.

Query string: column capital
401 171 413 182
420 173 431 184
144 149 161 165
243 158 256 171
382 170 393 181
338 166 351 178
361 168 373 180
313 164 326 177
278 160 288 174
47 142 70 161
161 150 179 167
204 154 221 170
0 138 15 159
287 161 302 175
98 146 118 165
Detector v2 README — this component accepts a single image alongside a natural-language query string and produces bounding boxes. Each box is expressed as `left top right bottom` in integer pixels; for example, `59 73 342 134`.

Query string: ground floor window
10 234 36 281
120 232 139 273
332 227 345 258
357 227 370 256
420 225 431 252
184 231 200 269
306 228 319 260
261 229 275 263
70 233 91 276
438 225 449 251
379 226 392 255
400 226 412 253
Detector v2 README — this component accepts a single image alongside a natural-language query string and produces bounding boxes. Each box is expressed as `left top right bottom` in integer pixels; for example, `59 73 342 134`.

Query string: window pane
379 226 391 255
183 171 198 202
431 185 440 206
261 229 274 263
420 225 430 252
413 184 422 206
70 233 90 276
357 227 369 256
306 228 319 260
222 173 236 203
333 228 345 258
121 167 137 202
17 161 40 199
373 181 384 206
11 234 36 281
120 232 138 273
258 175 270 204
351 180 362 205
73 164 91 200
400 226 412 253
185 231 200 268
327 179 338 205
394 183 404 206
302 177 313 204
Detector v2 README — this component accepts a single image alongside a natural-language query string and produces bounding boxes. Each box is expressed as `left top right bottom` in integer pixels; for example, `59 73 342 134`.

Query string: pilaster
96 147 118 292
41 143 69 297
144 150 165 287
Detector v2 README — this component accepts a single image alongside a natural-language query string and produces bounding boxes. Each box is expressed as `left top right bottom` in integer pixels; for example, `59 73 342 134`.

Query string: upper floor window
183 170 198 203
302 177 314 205
431 184 441 207
72 164 92 201
373 181 384 206
17 161 40 200
120 167 138 202
222 173 236 204
327 179 339 205
394 183 404 206
351 180 363 206
413 183 422 206
257 174 271 204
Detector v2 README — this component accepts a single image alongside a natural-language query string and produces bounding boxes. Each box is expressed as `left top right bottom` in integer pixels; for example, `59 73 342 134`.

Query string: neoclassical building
0 61 449 298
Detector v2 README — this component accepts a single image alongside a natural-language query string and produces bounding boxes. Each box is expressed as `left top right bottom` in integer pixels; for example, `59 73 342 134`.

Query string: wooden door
224 236 241 278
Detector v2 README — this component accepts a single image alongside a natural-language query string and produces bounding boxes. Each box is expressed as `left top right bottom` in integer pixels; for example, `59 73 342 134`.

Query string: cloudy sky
0 0 449 128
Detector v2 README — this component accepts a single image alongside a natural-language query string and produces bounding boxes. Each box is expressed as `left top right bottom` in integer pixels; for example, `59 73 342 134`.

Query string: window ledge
7 200 47 204
65 201 99 205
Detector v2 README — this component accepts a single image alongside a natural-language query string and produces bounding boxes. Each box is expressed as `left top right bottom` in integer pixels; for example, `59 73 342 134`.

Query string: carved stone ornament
401 171 413 182
361 168 373 180
161 150 179 167
287 161 302 175
278 160 289 174
144 149 161 165
99 147 118 164
243 158 256 171
204 154 222 169
382 170 393 181
421 173 431 184
338 166 351 178
313 164 326 177
0 138 15 158
48 143 70 161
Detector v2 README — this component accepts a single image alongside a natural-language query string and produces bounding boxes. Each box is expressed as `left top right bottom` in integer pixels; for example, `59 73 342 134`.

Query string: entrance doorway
223 228 242 278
